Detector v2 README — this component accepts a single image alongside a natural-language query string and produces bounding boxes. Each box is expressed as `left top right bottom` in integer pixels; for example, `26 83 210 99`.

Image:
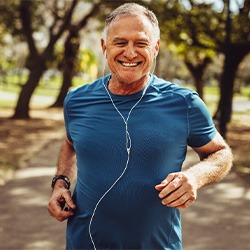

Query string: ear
101 39 106 56
154 39 160 58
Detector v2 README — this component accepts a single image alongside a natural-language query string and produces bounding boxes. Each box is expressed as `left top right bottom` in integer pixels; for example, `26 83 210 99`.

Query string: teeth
121 62 138 67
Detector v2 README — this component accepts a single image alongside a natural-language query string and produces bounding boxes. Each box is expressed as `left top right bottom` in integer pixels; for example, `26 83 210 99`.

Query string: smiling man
101 13 159 95
48 3 232 250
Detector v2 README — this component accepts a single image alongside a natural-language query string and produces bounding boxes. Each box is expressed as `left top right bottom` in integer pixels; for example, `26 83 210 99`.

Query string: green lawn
0 74 89 109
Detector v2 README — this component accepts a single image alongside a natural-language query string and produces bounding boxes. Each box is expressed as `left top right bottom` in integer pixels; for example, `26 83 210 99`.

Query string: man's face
101 14 160 86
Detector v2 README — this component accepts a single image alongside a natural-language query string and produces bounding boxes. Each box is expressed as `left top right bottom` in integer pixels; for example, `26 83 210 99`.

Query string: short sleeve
63 91 73 143
187 92 217 147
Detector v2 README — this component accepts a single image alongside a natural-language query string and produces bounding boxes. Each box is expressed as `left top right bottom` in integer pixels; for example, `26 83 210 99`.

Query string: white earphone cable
88 60 149 249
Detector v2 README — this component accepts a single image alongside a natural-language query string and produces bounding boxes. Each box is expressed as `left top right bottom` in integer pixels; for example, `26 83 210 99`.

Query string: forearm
48 137 77 221
155 133 233 208
185 146 233 189
56 137 77 185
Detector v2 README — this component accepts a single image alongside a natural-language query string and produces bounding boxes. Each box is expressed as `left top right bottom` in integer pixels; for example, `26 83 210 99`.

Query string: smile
119 61 141 67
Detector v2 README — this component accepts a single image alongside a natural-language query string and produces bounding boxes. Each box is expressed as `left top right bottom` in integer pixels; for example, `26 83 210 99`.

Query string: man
48 3 232 249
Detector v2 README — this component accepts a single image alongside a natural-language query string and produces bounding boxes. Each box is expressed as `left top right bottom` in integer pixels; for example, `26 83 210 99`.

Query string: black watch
51 175 71 189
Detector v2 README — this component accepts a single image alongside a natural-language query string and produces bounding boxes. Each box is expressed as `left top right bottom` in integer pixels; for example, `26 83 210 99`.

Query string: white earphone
88 73 149 250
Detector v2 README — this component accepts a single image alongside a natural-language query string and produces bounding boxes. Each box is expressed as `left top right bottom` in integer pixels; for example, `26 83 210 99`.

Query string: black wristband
51 175 71 189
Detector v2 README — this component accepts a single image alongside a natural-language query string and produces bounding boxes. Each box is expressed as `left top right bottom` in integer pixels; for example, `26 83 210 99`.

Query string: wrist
53 179 69 189
184 170 199 189
51 175 71 190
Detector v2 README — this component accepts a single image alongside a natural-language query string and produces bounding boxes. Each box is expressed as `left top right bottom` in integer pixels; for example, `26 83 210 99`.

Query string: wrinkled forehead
106 14 155 38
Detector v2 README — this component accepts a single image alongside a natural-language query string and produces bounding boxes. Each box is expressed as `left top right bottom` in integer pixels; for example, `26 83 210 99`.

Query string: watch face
51 175 70 189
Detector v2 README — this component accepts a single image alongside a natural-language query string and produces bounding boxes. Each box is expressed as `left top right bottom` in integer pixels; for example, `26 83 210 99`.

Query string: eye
114 41 127 47
136 41 148 48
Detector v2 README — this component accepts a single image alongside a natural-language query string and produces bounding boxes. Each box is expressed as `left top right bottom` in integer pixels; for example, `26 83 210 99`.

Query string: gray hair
102 3 160 43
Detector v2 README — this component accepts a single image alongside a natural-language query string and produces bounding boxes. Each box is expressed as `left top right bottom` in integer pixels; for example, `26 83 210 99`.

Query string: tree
12 0 78 119
168 43 213 100
148 0 219 100
184 55 211 100
51 0 147 107
149 0 250 137
180 0 250 137
0 1 26 85
51 3 100 108
215 0 250 137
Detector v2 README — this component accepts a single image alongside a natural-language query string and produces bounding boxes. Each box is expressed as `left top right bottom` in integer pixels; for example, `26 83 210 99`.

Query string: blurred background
1 0 249 184
0 0 249 249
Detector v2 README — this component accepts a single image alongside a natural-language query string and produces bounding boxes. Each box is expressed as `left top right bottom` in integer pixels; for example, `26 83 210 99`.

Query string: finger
56 210 74 222
47 189 75 220
163 192 190 207
161 186 186 205
48 198 64 214
155 173 176 190
158 175 183 199
51 210 74 222
55 189 75 210
155 183 167 191
47 201 74 221
176 198 195 209
64 194 76 210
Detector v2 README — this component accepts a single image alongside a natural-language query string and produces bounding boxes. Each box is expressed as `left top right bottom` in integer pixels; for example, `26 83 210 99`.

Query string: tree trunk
51 3 100 107
12 59 45 119
11 0 78 119
50 33 80 108
214 0 250 138
185 57 211 101
216 46 248 138
193 73 204 101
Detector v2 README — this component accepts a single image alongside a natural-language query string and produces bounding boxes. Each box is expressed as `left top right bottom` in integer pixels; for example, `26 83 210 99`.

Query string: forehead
106 14 154 41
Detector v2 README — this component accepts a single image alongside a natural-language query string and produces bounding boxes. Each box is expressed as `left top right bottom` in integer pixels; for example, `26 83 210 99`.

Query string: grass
0 74 90 109
0 99 15 109
0 74 87 96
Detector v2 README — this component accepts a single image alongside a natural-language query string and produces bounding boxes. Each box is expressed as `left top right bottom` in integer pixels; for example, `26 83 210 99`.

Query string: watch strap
51 175 70 189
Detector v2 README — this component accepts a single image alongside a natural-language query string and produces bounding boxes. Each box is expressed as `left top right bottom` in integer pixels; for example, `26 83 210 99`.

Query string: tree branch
48 0 63 38
44 0 79 57
74 2 101 33
19 0 38 57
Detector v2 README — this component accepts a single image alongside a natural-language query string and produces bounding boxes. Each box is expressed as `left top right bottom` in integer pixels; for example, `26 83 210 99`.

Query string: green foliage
148 0 249 56
78 48 97 75
0 1 21 39
149 1 219 58
231 1 250 44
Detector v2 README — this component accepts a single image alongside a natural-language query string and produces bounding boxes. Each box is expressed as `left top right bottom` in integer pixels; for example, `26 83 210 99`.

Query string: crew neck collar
103 74 154 99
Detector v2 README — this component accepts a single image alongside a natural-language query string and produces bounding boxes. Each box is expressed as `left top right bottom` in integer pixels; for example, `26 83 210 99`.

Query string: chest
68 97 188 157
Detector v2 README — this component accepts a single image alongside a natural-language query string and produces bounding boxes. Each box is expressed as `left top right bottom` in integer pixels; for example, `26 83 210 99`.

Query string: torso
64 74 215 249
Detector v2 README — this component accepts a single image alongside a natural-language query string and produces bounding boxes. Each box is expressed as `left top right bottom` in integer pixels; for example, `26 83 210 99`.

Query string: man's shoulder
64 76 107 104
152 75 197 98
69 78 103 96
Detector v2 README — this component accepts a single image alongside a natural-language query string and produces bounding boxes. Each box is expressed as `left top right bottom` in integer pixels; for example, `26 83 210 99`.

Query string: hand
155 172 197 208
47 187 76 221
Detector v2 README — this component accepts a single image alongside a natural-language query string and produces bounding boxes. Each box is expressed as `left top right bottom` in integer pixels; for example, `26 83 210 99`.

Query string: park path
0 138 250 249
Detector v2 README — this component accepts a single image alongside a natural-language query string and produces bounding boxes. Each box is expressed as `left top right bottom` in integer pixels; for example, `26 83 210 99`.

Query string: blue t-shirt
64 74 216 249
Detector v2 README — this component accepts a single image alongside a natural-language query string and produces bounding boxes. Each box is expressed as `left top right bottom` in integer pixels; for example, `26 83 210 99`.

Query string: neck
108 75 150 95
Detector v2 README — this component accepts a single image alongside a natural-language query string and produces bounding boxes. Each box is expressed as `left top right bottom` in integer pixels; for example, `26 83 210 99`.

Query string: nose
123 44 137 59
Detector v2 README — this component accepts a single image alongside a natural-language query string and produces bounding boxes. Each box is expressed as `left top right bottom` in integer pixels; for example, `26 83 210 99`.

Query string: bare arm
56 137 77 183
155 132 233 208
186 132 232 189
47 137 77 221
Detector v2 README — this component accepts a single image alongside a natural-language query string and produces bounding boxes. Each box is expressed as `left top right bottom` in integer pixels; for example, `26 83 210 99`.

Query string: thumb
64 192 76 209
